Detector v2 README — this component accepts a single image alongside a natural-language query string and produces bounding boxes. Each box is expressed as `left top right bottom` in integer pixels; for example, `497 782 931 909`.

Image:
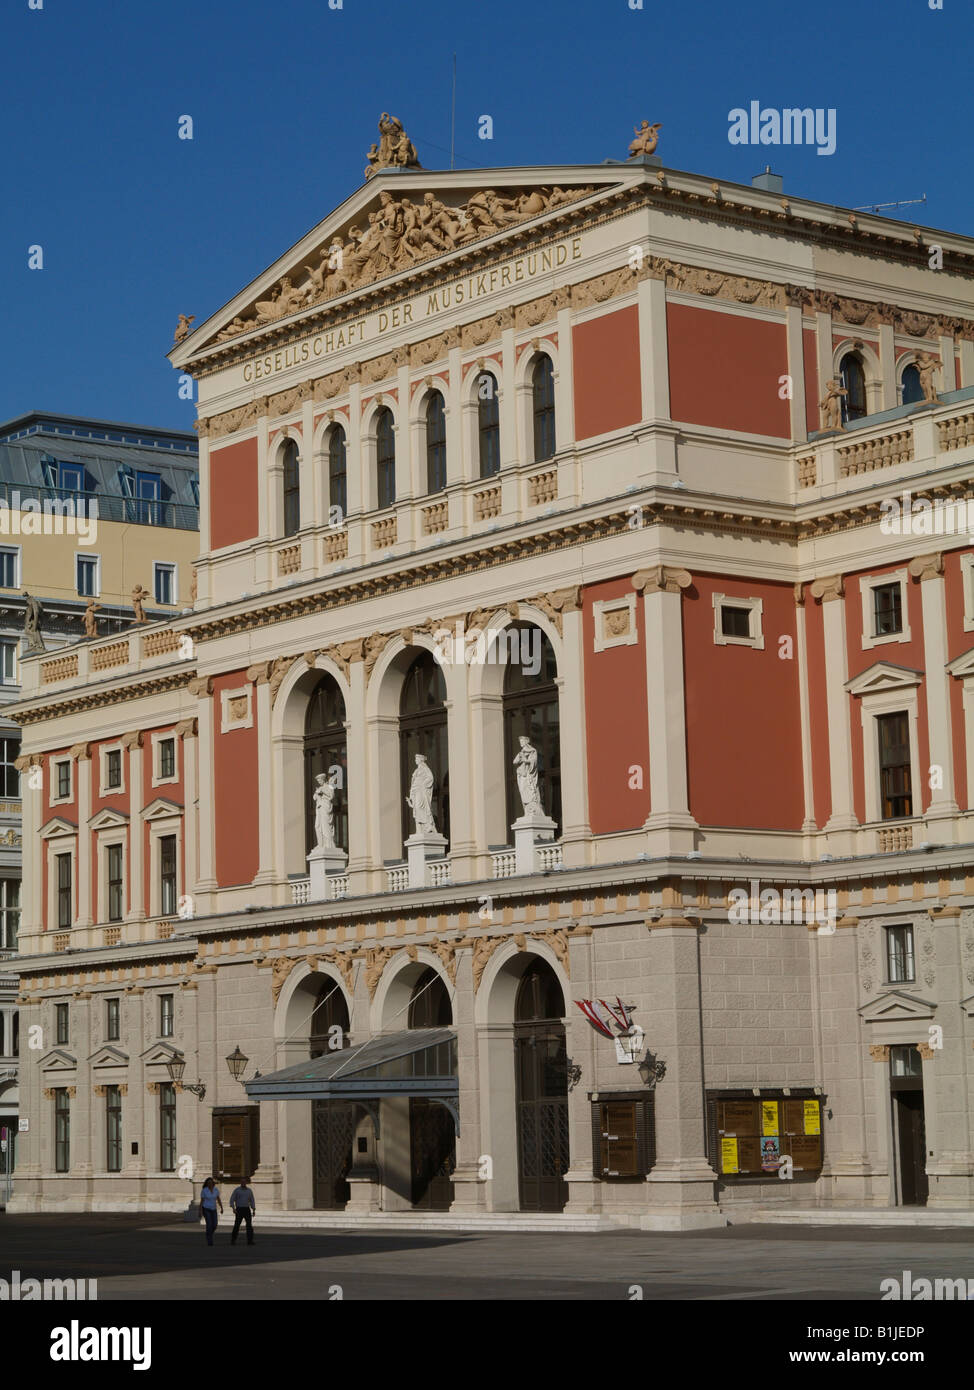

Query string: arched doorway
503 625 561 832
514 958 569 1211
399 651 450 845
304 674 348 855
309 978 354 1209
407 967 455 1210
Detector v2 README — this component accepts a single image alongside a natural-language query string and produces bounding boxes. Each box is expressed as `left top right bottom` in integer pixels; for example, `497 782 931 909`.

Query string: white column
444 661 475 875
633 567 698 854
910 554 959 831
345 656 369 892
557 599 591 867
815 310 834 416
196 435 211 606
346 382 364 565
810 575 858 848
123 731 144 922
958 339 974 390
247 668 275 885
938 335 957 393
879 322 896 410
638 272 670 420
300 396 315 532
176 721 199 903
786 303 808 441
72 745 93 928
794 587 818 838
18 755 44 940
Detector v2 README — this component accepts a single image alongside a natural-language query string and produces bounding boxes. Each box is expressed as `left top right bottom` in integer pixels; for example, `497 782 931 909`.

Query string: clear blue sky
2 0 969 432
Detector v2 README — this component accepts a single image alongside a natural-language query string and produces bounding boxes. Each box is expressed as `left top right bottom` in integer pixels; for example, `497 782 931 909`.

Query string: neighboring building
7 126 974 1224
0 413 198 1197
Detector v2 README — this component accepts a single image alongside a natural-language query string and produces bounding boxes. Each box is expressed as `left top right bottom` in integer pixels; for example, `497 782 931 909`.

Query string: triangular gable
961 994 974 1018
143 798 183 821
845 662 924 697
88 1045 130 1067
89 807 130 831
40 816 77 839
171 167 624 364
947 645 974 679
140 1041 184 1066
858 989 936 1023
39 1048 77 1071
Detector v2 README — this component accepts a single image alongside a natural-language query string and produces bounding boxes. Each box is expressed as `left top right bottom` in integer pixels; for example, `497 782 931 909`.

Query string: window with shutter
590 1094 655 1180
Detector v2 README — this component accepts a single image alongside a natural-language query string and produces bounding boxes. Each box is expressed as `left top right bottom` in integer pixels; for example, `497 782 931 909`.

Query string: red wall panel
213 673 259 887
582 578 650 832
667 305 791 438
573 307 642 441
209 438 259 550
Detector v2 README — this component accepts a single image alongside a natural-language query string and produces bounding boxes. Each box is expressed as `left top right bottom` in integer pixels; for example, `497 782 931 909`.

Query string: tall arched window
839 352 867 423
282 438 301 536
328 425 347 520
399 651 449 845
425 391 447 494
901 364 923 405
308 979 353 1210
532 355 556 462
408 967 452 1028
478 371 500 477
376 407 396 510
503 625 561 832
304 674 348 854
514 958 568 1212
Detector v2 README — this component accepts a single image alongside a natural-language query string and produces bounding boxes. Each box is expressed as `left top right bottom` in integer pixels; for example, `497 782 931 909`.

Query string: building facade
0 413 198 1197
7 131 974 1225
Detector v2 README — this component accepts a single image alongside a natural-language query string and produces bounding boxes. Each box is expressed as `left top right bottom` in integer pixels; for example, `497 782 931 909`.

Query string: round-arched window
399 651 449 844
425 391 446 494
304 674 347 854
503 625 560 832
531 355 556 462
408 967 452 1028
478 371 500 478
901 364 923 406
376 406 396 509
839 352 867 422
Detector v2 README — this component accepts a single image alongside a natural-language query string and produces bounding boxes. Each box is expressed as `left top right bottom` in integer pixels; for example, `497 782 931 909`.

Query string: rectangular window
0 547 20 589
160 1083 176 1172
106 997 120 1041
105 749 122 789
76 554 99 598
107 843 123 922
56 853 72 928
160 993 174 1038
886 925 915 983
720 606 752 639
106 1085 122 1172
0 735 21 797
135 471 162 525
0 878 20 951
0 642 17 685
873 582 903 637
56 761 71 799
590 1096 655 1180
160 835 177 917
878 711 912 819
154 562 176 606
57 462 84 493
158 738 175 780
54 1089 71 1173
55 1001 69 1044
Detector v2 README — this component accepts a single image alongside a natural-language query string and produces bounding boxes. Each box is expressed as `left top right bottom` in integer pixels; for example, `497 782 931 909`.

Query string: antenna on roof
450 53 457 171
853 194 927 214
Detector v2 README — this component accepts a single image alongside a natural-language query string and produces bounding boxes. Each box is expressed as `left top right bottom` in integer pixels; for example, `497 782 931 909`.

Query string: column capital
809 574 845 602
647 913 702 931
868 1044 890 1062
907 552 945 582
187 676 213 698
246 662 272 684
632 566 692 596
119 731 143 751
173 718 198 740
69 742 91 762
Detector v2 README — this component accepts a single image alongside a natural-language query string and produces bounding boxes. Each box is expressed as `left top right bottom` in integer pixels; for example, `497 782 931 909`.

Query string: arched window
408 967 452 1028
514 958 568 1212
304 674 347 854
282 438 301 536
478 371 500 477
309 978 350 1058
399 651 449 846
839 352 867 423
901 364 924 406
515 958 565 1022
328 425 347 521
531 355 556 462
425 391 446 494
503 625 561 833
376 406 396 510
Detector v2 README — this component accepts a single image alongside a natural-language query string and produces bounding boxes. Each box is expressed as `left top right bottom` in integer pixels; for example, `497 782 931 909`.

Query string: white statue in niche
405 753 437 835
514 735 544 817
313 771 339 850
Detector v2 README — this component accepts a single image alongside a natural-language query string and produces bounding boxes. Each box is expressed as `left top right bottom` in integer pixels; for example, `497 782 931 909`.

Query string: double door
515 1022 569 1212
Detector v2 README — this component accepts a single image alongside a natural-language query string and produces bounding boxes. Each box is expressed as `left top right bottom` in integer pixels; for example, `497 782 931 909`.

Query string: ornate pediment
40 815 77 839
39 1048 77 1072
947 645 974 680
178 170 609 358
859 989 937 1023
143 797 183 821
140 1041 183 1066
88 807 130 831
88 1044 129 1068
845 661 923 697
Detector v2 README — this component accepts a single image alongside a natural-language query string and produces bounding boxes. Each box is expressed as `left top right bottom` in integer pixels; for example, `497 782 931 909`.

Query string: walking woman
199 1176 223 1246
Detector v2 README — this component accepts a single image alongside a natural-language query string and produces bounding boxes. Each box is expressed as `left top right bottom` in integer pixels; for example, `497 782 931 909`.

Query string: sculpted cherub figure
173 313 195 344
914 351 941 404
819 379 848 431
628 120 662 158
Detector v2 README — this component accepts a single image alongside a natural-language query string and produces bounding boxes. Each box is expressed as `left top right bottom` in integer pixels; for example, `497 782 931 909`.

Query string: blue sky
2 0 970 431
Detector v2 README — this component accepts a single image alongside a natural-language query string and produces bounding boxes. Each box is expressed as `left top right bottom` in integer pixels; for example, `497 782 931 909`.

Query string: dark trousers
231 1206 254 1243
202 1207 218 1245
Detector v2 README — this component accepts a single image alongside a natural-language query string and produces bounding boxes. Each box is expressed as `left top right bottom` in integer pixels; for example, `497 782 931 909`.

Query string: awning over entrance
243 1028 459 1132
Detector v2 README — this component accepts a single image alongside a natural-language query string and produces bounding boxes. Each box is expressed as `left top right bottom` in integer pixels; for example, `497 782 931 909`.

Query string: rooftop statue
173 313 195 345
365 113 422 179
628 120 662 158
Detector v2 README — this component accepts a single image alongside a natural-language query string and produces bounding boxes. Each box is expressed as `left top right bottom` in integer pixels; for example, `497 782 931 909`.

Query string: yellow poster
803 1101 821 1135
762 1101 779 1136
721 1137 739 1174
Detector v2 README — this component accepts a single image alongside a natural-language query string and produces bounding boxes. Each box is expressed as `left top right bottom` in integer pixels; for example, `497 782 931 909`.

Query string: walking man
229 1176 256 1246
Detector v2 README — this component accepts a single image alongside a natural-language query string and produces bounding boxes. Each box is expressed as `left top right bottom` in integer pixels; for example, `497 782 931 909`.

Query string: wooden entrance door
895 1091 928 1206
410 1098 455 1210
313 1101 354 1209
515 1022 570 1212
212 1108 259 1186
